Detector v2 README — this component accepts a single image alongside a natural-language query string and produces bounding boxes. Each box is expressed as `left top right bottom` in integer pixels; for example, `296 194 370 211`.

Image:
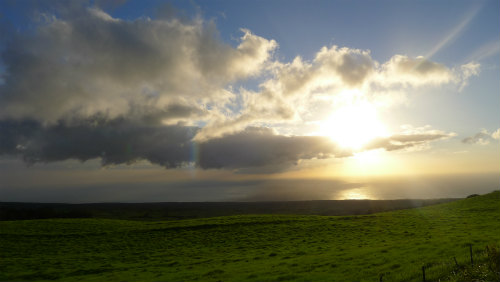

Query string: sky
0 0 499 202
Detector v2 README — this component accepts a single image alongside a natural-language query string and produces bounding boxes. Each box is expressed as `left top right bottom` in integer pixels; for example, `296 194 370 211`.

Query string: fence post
469 244 474 266
453 256 459 267
422 265 426 282
379 273 384 282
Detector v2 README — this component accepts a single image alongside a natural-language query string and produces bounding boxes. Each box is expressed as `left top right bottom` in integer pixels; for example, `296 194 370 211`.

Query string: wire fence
378 244 500 282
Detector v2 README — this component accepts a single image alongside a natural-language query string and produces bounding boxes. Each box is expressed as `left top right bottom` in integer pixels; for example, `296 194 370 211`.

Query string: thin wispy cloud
466 39 500 62
424 4 482 60
462 128 500 145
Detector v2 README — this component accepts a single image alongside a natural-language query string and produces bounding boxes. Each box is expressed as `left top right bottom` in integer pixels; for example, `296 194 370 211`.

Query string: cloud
0 118 197 167
423 4 482 59
0 2 479 139
378 55 454 86
462 128 500 145
467 39 500 62
458 62 480 91
197 47 479 139
0 117 459 171
0 2 479 172
493 129 500 140
315 46 375 87
0 5 276 123
197 127 344 170
0 118 347 171
364 125 456 151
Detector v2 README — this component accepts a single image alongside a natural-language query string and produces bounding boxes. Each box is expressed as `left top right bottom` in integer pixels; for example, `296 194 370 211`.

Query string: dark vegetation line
0 198 459 221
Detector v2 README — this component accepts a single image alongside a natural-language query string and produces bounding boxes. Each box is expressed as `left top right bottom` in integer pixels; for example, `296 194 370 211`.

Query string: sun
319 100 388 150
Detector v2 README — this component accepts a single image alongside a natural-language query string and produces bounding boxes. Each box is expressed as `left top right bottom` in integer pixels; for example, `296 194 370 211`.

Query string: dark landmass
0 198 459 221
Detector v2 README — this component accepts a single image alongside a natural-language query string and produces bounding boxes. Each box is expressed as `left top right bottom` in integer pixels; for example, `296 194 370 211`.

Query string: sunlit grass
0 192 499 282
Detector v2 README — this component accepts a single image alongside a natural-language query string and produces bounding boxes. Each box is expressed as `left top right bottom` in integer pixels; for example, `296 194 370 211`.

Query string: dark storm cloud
0 118 197 167
0 119 343 170
197 127 343 169
0 117 458 170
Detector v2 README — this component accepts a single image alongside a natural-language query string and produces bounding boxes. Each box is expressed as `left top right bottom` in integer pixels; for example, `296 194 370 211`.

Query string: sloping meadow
1 192 499 282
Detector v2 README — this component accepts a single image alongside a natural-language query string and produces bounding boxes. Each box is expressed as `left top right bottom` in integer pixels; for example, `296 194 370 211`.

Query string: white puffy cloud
0 6 276 124
197 45 479 139
0 2 480 142
377 55 454 87
315 46 375 87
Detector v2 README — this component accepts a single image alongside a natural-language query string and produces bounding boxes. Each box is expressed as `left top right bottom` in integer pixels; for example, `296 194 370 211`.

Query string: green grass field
1 192 499 282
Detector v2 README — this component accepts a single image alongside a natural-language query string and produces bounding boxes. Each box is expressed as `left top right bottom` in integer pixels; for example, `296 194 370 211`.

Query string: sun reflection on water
340 188 373 200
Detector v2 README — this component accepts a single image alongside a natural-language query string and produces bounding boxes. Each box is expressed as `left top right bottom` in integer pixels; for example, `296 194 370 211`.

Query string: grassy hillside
1 192 499 282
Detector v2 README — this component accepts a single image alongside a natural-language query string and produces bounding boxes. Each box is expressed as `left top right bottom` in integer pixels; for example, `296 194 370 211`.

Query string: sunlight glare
320 100 388 150
340 188 372 200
